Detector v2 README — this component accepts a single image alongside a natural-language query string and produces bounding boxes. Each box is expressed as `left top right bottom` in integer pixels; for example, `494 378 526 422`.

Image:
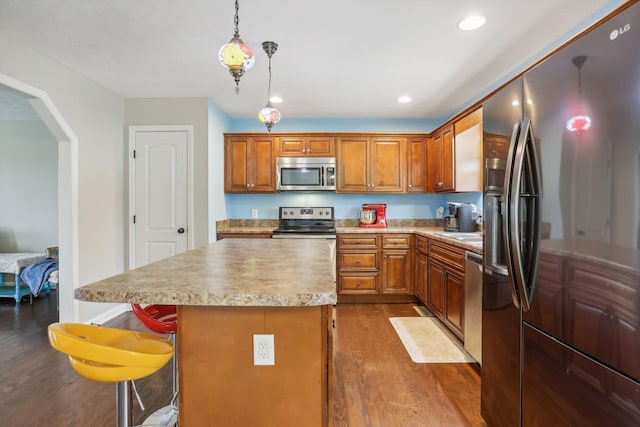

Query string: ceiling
0 0 621 121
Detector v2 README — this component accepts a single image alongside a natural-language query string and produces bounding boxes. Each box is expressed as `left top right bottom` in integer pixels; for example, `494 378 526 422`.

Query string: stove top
273 207 335 235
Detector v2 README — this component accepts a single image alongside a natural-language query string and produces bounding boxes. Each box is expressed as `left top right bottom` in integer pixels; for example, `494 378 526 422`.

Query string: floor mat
389 317 476 364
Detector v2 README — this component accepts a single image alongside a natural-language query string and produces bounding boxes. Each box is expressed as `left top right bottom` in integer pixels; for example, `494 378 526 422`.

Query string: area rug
389 317 476 364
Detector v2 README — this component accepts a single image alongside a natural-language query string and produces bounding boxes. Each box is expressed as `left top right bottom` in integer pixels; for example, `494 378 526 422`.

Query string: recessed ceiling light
512 99 520 107
270 96 283 104
458 15 486 31
398 96 412 103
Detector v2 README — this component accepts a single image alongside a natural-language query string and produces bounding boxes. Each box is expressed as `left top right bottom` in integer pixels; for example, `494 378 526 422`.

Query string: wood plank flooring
0 292 485 426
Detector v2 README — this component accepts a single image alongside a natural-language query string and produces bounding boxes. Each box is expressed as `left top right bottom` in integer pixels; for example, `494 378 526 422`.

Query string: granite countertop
216 219 483 253
75 239 337 307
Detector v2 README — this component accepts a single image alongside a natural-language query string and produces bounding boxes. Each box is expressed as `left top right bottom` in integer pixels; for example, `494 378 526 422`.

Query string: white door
129 127 189 268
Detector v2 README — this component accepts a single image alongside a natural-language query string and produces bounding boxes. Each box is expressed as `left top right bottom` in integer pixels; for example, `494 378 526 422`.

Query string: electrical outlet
251 208 259 219
253 334 275 365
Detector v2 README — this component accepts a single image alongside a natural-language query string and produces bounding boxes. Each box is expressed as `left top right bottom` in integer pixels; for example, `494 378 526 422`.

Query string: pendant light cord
266 56 272 103
233 0 240 38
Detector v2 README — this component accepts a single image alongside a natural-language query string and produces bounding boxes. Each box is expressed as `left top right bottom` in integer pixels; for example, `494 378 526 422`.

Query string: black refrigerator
481 2 640 426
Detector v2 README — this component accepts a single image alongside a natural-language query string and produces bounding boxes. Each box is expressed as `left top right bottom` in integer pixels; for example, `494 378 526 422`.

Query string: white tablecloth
0 253 47 275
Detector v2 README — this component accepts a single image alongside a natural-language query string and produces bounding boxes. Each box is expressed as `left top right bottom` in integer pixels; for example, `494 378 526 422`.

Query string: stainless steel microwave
276 157 336 191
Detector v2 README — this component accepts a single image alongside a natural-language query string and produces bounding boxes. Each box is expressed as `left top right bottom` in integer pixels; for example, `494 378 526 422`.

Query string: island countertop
75 239 337 306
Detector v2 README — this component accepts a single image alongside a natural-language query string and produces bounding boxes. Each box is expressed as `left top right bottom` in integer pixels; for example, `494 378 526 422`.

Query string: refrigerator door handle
508 117 543 312
502 120 523 308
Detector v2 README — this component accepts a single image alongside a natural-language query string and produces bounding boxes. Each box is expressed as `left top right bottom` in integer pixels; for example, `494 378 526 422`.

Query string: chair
48 322 174 427
131 304 178 426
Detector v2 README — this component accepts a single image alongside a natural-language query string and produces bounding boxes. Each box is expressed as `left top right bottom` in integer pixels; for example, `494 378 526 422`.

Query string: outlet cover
251 208 259 219
253 334 275 365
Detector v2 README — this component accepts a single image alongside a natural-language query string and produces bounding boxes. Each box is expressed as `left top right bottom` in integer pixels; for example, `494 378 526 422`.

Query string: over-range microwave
276 157 336 191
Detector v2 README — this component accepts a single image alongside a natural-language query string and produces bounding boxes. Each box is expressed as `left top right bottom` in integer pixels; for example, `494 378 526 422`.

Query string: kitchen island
75 238 336 427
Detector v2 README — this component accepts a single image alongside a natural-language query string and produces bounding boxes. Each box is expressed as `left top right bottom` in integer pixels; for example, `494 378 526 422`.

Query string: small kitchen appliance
359 204 387 228
444 202 476 232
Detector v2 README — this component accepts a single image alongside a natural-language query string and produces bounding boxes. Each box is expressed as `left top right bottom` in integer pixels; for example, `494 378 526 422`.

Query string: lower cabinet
337 233 415 302
416 236 466 341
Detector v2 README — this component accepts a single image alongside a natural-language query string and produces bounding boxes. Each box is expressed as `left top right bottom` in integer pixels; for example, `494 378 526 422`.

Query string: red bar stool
131 304 178 426
48 322 174 427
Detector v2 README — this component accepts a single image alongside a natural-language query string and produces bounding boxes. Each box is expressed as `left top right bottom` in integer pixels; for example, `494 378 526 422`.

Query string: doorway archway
0 73 78 322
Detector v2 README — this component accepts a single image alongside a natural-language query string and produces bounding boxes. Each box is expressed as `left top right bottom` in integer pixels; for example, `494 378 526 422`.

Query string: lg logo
610 23 631 40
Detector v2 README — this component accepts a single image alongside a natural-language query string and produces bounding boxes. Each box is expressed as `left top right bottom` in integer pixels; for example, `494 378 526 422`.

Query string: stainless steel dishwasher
464 251 483 364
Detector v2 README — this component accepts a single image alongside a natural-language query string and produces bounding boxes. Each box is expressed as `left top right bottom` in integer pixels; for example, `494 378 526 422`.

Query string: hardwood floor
0 292 485 426
333 303 485 427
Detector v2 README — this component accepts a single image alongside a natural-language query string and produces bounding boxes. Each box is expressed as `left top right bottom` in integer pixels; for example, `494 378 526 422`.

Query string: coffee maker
444 202 476 232
359 203 388 228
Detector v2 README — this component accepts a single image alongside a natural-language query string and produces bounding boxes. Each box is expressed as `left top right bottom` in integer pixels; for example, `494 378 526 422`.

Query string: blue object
20 258 58 296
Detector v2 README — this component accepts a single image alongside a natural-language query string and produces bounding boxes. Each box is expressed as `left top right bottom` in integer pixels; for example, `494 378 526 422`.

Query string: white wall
125 98 210 248
0 33 126 322
207 100 230 241
0 119 58 252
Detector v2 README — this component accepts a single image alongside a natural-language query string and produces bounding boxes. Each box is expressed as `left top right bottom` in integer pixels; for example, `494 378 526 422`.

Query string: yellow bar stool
48 322 174 427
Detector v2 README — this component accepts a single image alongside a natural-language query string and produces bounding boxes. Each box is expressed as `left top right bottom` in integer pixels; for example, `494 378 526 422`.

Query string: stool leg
171 334 178 398
116 380 134 427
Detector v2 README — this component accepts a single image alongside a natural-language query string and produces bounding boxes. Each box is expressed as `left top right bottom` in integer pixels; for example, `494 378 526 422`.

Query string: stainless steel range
272 207 336 281
272 207 336 238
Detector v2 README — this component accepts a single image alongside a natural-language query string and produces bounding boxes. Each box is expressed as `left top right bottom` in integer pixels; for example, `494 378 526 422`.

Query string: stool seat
48 323 174 383
131 304 177 335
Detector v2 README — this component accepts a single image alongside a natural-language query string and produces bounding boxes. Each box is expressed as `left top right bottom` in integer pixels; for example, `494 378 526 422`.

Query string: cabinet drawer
428 240 465 270
338 234 378 249
382 234 411 249
338 274 378 294
339 252 378 270
415 235 428 254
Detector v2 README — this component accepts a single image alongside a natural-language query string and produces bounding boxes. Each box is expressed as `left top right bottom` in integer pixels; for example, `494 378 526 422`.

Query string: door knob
178 228 185 234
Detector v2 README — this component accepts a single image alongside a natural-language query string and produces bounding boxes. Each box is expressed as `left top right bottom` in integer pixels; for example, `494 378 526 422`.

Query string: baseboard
85 304 131 325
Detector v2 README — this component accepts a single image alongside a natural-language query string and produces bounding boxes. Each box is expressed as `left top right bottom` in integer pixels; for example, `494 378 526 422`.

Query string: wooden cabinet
428 125 454 192
407 137 428 193
337 234 379 295
224 135 276 193
381 234 414 295
428 108 483 193
414 236 429 303
336 136 406 193
337 233 415 302
426 238 466 340
277 135 334 157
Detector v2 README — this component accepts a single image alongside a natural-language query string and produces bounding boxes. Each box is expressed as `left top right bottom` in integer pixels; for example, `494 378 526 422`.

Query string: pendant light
566 55 592 133
258 41 281 133
218 0 255 94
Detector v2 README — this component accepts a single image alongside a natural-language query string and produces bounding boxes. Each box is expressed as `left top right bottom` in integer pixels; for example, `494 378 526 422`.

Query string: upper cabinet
428 108 483 193
224 135 276 193
336 135 406 193
277 135 335 157
428 125 454 192
407 137 428 193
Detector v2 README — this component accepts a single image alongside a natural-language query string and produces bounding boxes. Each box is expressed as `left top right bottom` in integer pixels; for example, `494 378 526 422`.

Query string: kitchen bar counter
75 238 335 426
75 238 336 306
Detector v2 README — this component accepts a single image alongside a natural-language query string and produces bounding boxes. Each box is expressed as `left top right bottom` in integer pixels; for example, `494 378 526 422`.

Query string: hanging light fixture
218 0 254 94
566 55 592 133
258 41 281 133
